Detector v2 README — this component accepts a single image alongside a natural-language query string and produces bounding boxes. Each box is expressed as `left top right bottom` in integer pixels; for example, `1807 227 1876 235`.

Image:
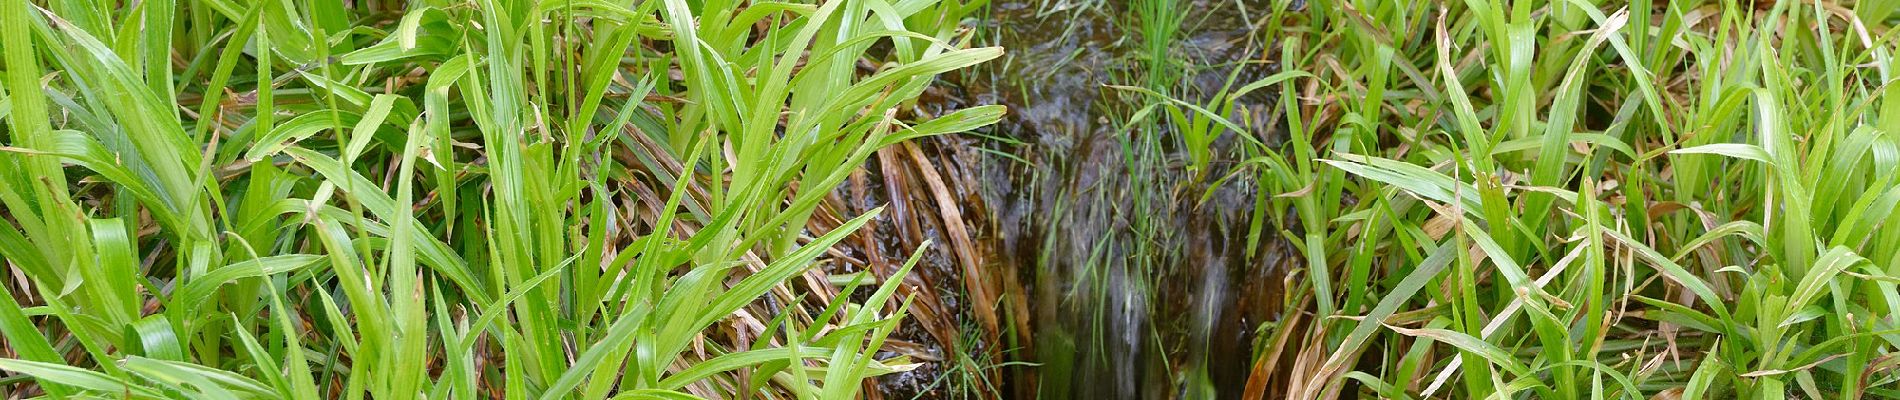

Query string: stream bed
954 1 1295 398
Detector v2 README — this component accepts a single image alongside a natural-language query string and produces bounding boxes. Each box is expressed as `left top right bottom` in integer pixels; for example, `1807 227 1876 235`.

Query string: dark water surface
956 1 1293 398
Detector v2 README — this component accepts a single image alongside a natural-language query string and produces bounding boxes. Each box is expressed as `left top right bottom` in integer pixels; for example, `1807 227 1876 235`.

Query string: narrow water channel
962 1 1293 398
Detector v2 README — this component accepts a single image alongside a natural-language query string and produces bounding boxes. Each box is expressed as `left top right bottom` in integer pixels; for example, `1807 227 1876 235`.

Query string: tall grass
1238 0 1900 398
0 0 998 398
18 0 1900 397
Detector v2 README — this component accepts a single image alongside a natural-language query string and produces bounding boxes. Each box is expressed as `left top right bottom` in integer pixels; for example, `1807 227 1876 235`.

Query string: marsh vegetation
3 0 1900 399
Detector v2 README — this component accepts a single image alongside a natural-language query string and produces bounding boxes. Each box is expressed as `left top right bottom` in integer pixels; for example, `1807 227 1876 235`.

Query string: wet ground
964 1 1290 398
842 1 1297 398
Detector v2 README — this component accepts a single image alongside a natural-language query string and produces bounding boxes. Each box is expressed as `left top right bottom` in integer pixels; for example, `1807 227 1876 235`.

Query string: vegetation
11 0 1900 398
0 0 997 398
1243 0 1900 398
973 0 1900 397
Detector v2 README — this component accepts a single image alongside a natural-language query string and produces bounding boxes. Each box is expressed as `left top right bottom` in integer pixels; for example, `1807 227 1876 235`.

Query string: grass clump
1241 0 1900 398
0 0 998 398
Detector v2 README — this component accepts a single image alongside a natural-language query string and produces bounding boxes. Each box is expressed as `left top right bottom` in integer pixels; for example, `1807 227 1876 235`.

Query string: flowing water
960 1 1293 398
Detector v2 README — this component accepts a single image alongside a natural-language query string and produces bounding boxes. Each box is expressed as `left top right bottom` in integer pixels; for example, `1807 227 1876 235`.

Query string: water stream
963 1 1291 398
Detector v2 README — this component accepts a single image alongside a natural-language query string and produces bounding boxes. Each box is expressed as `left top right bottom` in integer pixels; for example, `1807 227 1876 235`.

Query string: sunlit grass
0 0 998 398
1243 0 1900 398
11 0 1900 397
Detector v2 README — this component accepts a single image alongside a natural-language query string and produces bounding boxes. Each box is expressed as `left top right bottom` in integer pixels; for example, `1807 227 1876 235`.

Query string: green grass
0 0 998 398
13 0 1900 397
1235 0 1900 398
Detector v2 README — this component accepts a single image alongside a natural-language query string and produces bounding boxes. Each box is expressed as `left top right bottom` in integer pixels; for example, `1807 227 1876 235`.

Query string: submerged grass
0 0 999 398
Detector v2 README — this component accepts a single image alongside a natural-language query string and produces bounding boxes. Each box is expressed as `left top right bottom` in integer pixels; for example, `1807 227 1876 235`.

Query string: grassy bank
7 0 1900 398
0 0 996 398
1246 0 1900 398
956 0 1900 397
